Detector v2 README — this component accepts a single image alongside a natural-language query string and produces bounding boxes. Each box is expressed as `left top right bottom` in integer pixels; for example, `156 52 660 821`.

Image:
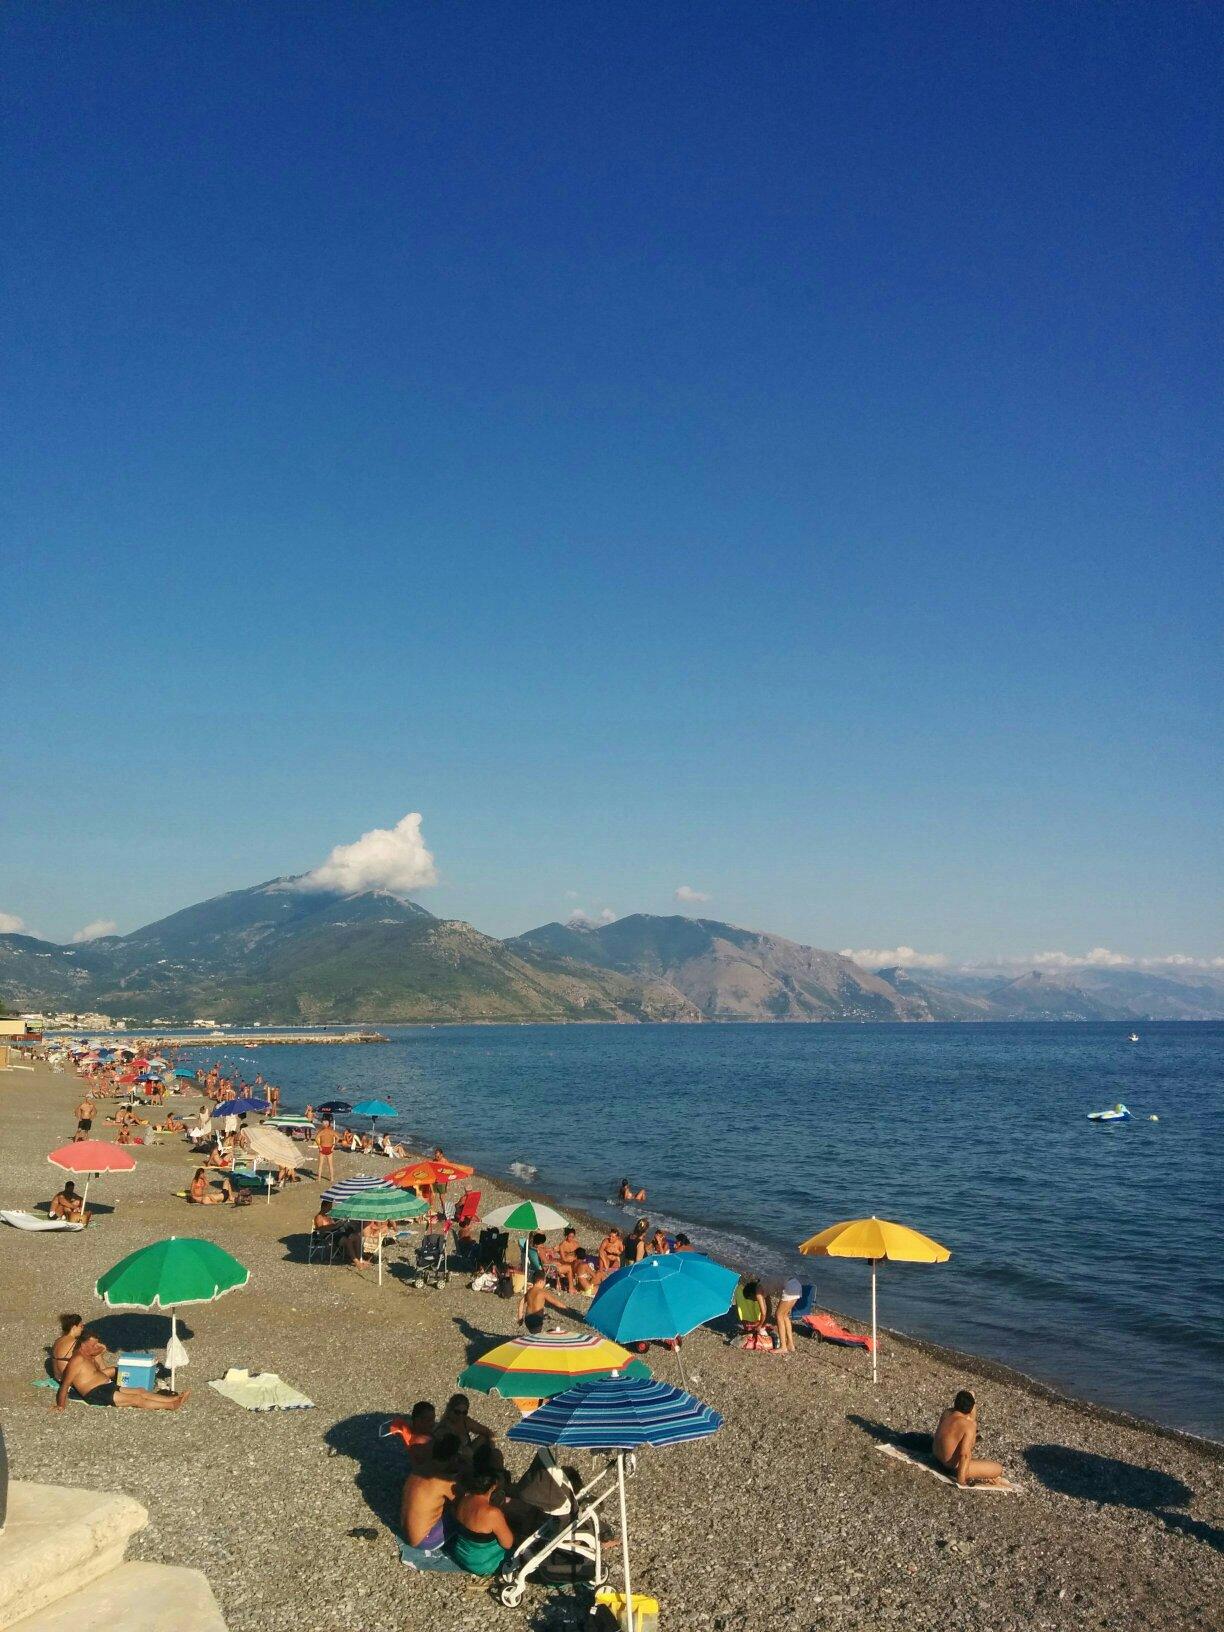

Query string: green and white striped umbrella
330 1190 428 1285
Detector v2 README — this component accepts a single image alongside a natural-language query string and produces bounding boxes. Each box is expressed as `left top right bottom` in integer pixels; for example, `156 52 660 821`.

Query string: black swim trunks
524 1312 545 1335
77 1118 93 1133
80 1382 118 1407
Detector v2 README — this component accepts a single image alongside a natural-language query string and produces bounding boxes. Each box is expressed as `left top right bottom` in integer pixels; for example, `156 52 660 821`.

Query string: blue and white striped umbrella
508 1377 721 1632
321 1175 397 1203
507 1376 722 1450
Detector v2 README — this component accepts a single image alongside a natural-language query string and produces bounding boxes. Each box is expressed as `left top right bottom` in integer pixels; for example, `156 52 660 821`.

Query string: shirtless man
932 1390 1005 1486
518 1271 568 1335
56 1332 189 1411
315 1117 337 1185
50 1183 90 1225
73 1094 95 1142
401 1431 461 1548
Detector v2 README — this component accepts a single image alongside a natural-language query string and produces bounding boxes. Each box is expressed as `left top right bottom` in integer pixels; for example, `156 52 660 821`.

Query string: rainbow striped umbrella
459 1332 650 1401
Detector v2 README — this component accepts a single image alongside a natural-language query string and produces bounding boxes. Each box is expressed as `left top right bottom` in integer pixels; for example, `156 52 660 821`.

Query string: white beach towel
208 1367 314 1411
876 1442 1021 1493
1 1210 85 1232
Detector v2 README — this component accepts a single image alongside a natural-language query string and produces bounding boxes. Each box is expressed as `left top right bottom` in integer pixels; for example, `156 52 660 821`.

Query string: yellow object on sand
595 1589 660 1631
797 1216 950 1384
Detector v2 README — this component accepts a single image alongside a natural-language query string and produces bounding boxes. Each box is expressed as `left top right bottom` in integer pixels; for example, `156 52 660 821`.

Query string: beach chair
307 1227 341 1265
453 1188 481 1227
495 1453 634 1608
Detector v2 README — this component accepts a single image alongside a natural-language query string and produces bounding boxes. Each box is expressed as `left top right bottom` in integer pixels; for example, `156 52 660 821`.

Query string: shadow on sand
1023 1444 1219 1553
324 1412 405 1532
847 1413 933 1460
91 1311 196 1350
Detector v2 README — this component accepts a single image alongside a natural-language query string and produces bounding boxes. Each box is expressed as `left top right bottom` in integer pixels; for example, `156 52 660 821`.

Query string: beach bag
740 1329 773 1352
469 1270 497 1293
495 1267 516 1299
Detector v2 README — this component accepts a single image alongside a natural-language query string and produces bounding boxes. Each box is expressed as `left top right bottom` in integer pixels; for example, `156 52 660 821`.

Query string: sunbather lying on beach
518 1271 568 1334
56 1332 189 1411
190 1167 234 1205
401 1430 461 1547
49 1183 90 1226
933 1391 1006 1486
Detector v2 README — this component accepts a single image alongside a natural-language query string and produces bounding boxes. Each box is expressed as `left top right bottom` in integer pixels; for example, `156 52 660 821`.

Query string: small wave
509 1161 539 1181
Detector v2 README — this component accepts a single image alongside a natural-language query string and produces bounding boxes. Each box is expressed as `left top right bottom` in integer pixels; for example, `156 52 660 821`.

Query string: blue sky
2 3 1220 964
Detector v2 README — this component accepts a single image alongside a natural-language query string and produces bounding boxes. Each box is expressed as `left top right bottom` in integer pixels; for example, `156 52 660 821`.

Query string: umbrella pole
871 1260 878 1385
377 1231 384 1287
170 1311 177 1392
81 1176 91 1212
617 1451 635 1632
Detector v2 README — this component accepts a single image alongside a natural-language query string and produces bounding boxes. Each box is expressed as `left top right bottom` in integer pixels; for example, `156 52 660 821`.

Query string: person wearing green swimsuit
445 1466 515 1575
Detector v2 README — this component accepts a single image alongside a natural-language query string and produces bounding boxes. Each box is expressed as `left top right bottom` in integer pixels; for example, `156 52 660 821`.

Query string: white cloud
962 949 1224 973
72 919 118 943
0 911 26 934
296 812 438 898
567 907 617 928
842 945 949 970
674 885 710 904
1031 946 1133 969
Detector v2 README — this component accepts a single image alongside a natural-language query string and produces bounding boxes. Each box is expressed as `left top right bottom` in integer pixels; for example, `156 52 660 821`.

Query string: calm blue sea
178 1022 1223 1439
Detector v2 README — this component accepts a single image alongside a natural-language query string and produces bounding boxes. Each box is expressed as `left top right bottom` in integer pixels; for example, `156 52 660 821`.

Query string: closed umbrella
329 1188 428 1284
96 1236 249 1389
588 1253 738 1383
47 1140 136 1212
798 1216 950 1383
242 1125 301 1203
509 1377 722 1630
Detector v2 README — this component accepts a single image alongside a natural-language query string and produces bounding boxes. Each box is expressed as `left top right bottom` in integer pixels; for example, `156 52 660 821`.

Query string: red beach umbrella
48 1140 137 1211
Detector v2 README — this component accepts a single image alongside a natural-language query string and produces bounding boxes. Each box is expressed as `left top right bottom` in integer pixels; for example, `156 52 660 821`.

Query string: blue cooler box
116 1353 158 1391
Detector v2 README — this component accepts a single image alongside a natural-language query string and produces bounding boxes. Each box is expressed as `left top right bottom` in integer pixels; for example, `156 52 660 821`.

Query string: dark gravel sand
1 1063 1219 1631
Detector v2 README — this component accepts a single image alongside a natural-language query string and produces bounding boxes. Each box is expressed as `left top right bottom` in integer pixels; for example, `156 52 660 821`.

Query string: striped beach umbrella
321 1175 397 1203
460 1332 650 1403
509 1377 722 1631
329 1189 428 1284
266 1113 315 1130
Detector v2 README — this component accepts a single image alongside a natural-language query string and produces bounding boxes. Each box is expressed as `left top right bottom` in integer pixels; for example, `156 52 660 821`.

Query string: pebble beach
1 1060 1220 1632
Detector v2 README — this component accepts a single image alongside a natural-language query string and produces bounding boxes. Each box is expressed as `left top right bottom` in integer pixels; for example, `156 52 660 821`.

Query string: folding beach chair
453 1188 481 1227
307 1227 341 1265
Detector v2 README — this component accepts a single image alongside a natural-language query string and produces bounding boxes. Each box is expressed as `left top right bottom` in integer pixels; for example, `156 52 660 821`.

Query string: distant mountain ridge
2 879 1220 1023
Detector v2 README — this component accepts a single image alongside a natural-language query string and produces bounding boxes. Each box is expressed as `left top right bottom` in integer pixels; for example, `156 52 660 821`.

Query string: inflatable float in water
1088 1103 1131 1122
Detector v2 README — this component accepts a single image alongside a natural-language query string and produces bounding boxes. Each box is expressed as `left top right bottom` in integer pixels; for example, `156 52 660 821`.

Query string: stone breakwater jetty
109 1031 388 1048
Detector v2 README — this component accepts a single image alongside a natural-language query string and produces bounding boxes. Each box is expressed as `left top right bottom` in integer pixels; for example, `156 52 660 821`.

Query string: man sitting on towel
56 1331 189 1412
401 1430 461 1549
933 1390 1005 1486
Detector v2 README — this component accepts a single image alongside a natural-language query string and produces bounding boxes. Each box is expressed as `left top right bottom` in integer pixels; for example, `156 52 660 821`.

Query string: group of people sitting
49 1313 190 1412
398 1395 583 1576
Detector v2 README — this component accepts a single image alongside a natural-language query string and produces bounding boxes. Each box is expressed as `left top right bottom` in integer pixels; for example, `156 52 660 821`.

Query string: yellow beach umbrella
798 1216 950 1384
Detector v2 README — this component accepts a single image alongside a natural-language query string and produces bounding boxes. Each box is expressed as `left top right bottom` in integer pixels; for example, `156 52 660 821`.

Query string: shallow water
180 1021 1224 1439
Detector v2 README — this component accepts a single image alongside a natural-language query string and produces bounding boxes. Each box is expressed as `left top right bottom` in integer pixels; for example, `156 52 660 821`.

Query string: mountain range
2 876 1221 1024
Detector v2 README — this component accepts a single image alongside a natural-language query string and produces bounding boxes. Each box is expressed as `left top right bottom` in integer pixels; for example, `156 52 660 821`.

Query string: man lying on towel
933 1390 1005 1486
56 1331 189 1412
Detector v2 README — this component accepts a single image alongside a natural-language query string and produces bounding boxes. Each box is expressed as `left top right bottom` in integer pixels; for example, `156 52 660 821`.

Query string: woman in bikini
597 1228 624 1276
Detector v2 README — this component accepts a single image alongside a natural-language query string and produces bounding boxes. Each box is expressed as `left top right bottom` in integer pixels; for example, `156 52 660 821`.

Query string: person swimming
619 1177 647 1203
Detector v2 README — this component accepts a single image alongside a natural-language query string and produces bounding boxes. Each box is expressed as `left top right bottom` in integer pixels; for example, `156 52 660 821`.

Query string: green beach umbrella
95 1236 250 1389
484 1200 568 1285
330 1189 428 1285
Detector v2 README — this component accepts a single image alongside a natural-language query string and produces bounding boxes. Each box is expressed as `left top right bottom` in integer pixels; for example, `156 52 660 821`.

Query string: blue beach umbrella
588 1254 738 1380
349 1097 397 1131
509 1377 722 1628
173 1069 195 1079
211 1097 271 1117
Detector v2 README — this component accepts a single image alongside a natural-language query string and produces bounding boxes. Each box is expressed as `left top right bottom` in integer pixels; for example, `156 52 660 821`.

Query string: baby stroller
496 1453 634 1608
413 1230 450 1289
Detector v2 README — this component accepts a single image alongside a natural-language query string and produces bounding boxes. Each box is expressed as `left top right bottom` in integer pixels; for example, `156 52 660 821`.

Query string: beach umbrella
317 1099 352 1114
95 1235 249 1389
349 1097 397 1130
266 1112 315 1128
321 1174 398 1202
173 1069 196 1080
329 1189 428 1284
241 1125 301 1202
509 1377 722 1630
386 1157 475 1193
798 1216 950 1384
460 1332 651 1404
588 1254 738 1382
47 1140 136 1211
485 1200 569 1289
211 1097 270 1118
